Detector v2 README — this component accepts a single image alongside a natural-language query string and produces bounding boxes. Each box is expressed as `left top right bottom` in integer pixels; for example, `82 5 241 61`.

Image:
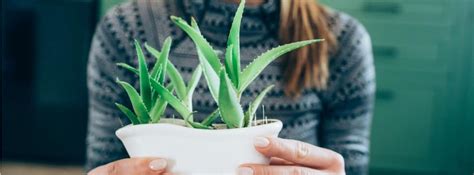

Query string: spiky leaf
190 17 220 102
149 84 174 123
239 39 324 92
134 40 152 109
201 109 220 127
116 63 139 75
166 61 187 100
198 55 220 103
185 66 202 107
144 43 161 78
227 0 245 88
170 16 221 72
224 44 237 87
154 37 172 83
244 85 274 127
115 103 140 125
218 70 245 128
117 80 150 123
150 79 192 120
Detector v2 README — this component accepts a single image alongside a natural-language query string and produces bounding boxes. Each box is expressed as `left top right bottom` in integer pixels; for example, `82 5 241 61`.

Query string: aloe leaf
149 84 174 123
218 70 245 128
134 40 152 109
145 43 161 78
239 39 324 92
145 43 161 58
150 79 192 121
201 109 220 127
150 65 163 106
224 44 237 87
117 80 151 123
155 37 172 83
186 66 202 99
186 117 212 129
244 85 274 127
227 0 245 88
166 61 187 100
170 16 221 72
117 63 139 75
115 103 140 125
198 55 220 103
149 100 167 123
191 17 220 102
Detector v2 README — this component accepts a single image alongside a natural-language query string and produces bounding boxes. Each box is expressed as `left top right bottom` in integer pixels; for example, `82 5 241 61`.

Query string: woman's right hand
87 158 169 175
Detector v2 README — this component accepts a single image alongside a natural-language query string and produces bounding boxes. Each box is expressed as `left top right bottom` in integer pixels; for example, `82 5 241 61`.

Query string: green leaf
224 44 237 87
145 43 161 78
218 70 245 128
239 39 324 92
186 117 212 129
186 66 202 100
116 63 139 75
134 40 152 110
201 109 220 127
117 80 151 123
145 43 161 58
149 84 174 123
244 85 274 127
190 17 221 102
227 0 245 88
198 54 220 103
149 100 167 123
150 65 163 106
166 61 187 100
155 37 172 83
150 79 192 121
170 16 221 73
115 103 140 125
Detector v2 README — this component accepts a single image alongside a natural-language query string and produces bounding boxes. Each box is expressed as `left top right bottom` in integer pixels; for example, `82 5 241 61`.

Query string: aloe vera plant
115 0 322 129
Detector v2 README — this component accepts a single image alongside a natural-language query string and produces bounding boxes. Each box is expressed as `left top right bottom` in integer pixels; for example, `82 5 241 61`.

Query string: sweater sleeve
85 4 134 171
319 14 375 175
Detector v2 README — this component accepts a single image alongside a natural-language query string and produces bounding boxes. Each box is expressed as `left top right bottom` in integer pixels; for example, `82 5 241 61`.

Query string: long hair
279 0 337 97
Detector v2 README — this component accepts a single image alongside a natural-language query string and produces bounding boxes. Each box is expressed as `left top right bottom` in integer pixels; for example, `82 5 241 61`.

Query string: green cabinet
321 0 473 174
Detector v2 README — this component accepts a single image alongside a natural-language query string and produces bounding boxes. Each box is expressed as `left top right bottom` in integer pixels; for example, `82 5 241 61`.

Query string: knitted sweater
85 0 375 174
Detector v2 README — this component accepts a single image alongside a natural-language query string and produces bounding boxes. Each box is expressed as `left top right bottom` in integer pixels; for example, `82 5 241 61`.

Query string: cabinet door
320 0 452 24
370 71 446 173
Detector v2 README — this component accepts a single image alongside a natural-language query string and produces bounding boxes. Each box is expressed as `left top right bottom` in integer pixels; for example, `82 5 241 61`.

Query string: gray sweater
86 0 375 174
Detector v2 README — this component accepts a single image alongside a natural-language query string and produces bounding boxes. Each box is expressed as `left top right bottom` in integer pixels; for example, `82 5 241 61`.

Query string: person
86 0 375 174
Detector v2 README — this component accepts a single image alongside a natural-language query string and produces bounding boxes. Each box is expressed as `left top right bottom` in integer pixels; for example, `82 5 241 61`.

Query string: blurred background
1 0 473 174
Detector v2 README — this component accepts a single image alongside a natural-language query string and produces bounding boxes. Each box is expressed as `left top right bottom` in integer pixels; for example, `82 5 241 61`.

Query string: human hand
238 137 345 175
88 157 169 175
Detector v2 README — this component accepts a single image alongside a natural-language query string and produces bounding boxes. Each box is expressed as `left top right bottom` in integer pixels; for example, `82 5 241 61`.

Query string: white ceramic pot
116 118 283 175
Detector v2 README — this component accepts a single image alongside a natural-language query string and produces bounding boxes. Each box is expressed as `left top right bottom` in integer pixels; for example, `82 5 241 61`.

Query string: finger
237 164 324 175
269 157 294 166
88 158 167 175
253 137 344 170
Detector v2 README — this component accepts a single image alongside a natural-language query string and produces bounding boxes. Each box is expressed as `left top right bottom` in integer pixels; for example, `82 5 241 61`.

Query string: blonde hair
279 0 337 97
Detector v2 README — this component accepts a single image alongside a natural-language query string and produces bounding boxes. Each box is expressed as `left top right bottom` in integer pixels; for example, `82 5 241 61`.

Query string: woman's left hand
238 137 345 175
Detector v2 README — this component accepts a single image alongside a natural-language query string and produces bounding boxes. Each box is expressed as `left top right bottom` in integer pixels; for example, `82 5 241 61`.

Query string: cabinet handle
362 2 402 14
376 90 395 101
374 46 398 59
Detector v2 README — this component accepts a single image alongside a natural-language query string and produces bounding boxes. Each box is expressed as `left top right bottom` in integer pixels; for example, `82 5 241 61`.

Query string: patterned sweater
85 0 375 174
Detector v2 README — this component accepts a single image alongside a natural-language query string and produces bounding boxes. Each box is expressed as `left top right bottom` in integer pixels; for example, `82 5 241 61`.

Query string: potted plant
114 0 323 174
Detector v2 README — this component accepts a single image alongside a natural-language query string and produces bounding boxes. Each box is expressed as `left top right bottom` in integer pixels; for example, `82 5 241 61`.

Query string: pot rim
116 119 283 139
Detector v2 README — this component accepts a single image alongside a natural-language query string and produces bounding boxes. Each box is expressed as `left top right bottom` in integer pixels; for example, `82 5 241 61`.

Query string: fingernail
254 137 270 148
149 159 167 171
237 167 254 175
